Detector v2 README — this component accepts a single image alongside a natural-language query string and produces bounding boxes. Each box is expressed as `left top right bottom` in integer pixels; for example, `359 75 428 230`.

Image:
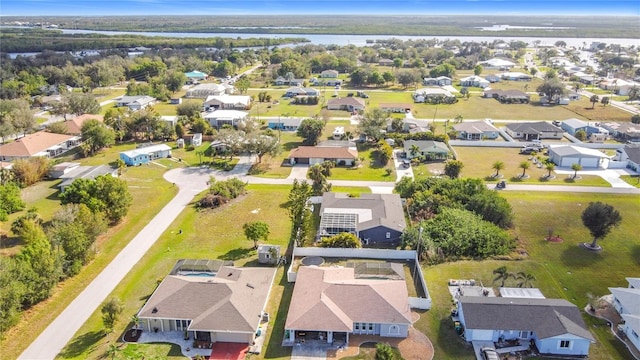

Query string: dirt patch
545 236 564 243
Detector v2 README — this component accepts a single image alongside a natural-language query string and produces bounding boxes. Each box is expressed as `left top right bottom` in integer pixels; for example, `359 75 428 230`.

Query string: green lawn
1 163 177 360
418 191 640 360
454 146 611 186
57 184 295 360
329 143 396 182
620 175 640 188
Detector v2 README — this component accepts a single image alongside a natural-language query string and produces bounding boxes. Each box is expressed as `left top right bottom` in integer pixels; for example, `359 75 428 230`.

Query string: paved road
18 156 256 360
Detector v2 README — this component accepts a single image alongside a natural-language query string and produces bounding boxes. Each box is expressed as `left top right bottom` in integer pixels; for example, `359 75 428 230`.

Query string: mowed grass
454 146 611 186
329 143 396 182
1 165 177 360
58 184 294 360
419 191 640 360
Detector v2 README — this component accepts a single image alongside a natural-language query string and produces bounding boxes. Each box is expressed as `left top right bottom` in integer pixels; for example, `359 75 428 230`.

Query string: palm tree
492 266 514 287
409 144 421 158
516 272 537 288
492 161 505 178
571 163 582 179
105 343 122 360
519 161 530 178
454 114 464 123
545 162 555 178
590 94 599 109
131 314 140 330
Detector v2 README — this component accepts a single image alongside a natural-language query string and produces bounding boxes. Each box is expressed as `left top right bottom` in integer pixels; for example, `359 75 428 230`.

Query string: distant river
51 29 640 48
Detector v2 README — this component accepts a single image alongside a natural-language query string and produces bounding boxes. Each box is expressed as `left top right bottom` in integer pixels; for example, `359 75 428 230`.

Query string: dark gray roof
624 144 640 163
459 297 594 341
506 122 562 134
58 165 117 188
320 193 406 234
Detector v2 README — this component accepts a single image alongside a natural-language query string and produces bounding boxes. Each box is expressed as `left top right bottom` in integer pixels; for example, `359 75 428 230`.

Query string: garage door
580 157 599 167
214 332 252 343
471 329 494 341
561 157 579 167
295 157 309 164
309 158 324 165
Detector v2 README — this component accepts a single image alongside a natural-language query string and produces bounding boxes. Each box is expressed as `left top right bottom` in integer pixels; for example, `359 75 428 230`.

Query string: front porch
282 330 349 347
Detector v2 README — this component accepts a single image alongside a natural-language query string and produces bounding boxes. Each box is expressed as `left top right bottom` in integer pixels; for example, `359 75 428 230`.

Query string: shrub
376 343 395 360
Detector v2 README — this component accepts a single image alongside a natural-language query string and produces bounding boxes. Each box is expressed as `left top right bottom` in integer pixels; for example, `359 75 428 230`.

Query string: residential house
138 263 276 345
561 118 600 136
320 70 339 78
288 145 358 166
459 76 490 88
457 297 594 357
326 97 365 112
203 110 249 129
378 59 394 66
483 89 530 104
49 162 81 179
203 95 251 111
599 79 639 96
452 121 500 140
58 165 118 192
403 140 450 160
548 145 609 168
60 114 104 135
119 144 172 166
413 88 456 103
485 74 501 83
116 95 156 111
190 133 202 147
481 58 516 69
600 122 640 143
613 144 640 172
186 83 230 98
0 131 79 161
318 192 406 247
422 77 452 86
609 278 640 353
505 122 563 141
257 244 281 265
184 70 208 82
267 117 303 131
284 266 412 345
499 72 533 82
274 77 304 86
285 87 319 97
380 103 412 113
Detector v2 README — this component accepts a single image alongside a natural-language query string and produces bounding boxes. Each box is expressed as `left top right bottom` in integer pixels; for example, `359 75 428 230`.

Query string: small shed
258 244 281 265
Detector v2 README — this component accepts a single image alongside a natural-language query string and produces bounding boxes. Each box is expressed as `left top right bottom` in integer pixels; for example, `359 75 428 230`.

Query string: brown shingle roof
0 131 75 157
138 266 276 333
327 97 365 107
288 146 358 160
285 266 412 332
63 114 104 135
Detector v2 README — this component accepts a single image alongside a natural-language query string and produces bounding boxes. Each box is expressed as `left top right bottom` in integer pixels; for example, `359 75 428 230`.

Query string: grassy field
329 143 396 182
454 146 611 186
56 184 295 360
1 163 177 360
418 191 640 360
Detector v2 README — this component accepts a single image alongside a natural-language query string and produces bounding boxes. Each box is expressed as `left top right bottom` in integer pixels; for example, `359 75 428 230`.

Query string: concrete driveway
393 150 414 182
287 165 310 180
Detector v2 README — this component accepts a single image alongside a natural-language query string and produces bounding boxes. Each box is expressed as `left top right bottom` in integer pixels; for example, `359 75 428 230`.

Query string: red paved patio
209 342 248 360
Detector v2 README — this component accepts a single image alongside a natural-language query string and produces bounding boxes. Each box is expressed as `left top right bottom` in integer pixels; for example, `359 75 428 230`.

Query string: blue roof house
561 118 600 136
120 144 172 166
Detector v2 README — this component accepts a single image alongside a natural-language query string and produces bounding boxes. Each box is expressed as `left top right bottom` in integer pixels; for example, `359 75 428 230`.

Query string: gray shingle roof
320 193 407 234
459 297 594 341
506 122 562 134
623 144 640 163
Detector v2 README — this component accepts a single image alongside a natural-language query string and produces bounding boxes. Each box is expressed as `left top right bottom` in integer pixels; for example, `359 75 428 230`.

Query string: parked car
481 347 499 360
402 159 411 168
496 180 507 189
347 92 354 97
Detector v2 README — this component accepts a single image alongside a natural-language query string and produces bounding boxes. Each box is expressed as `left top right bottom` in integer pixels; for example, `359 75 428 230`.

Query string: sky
1 0 639 16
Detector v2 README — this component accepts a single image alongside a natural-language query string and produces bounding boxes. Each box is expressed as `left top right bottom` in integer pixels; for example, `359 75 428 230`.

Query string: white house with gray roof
403 140 450 160
116 95 156 111
284 266 412 346
548 145 610 168
452 120 500 140
505 122 563 141
318 193 406 247
137 264 276 345
457 297 595 357
610 278 640 353
613 144 640 172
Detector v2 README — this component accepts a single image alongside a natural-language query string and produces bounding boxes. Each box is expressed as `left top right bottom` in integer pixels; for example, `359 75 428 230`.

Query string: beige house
0 131 79 161
284 266 412 346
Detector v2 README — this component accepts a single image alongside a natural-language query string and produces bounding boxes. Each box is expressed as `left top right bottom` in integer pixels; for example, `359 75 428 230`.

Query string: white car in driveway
481 347 499 360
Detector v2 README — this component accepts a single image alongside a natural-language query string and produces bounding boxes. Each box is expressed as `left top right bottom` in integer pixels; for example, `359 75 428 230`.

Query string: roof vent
246 283 255 289
152 307 158 313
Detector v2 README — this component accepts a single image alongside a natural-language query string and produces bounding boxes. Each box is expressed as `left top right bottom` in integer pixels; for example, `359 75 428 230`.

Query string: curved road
19 155 638 359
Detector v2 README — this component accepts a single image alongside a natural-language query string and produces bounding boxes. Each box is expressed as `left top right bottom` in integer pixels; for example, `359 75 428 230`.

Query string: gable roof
621 314 640 334
120 144 171 158
484 89 529 99
288 146 358 160
63 114 104 135
549 145 608 158
0 131 75 157
203 110 248 120
623 145 640 164
562 118 589 129
404 140 449 154
459 297 594 341
320 192 406 234
118 95 155 105
58 165 117 188
204 95 251 106
327 97 365 108
505 122 562 134
453 121 498 134
285 266 412 331
268 117 303 127
138 266 276 333
627 277 640 289
610 287 640 315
